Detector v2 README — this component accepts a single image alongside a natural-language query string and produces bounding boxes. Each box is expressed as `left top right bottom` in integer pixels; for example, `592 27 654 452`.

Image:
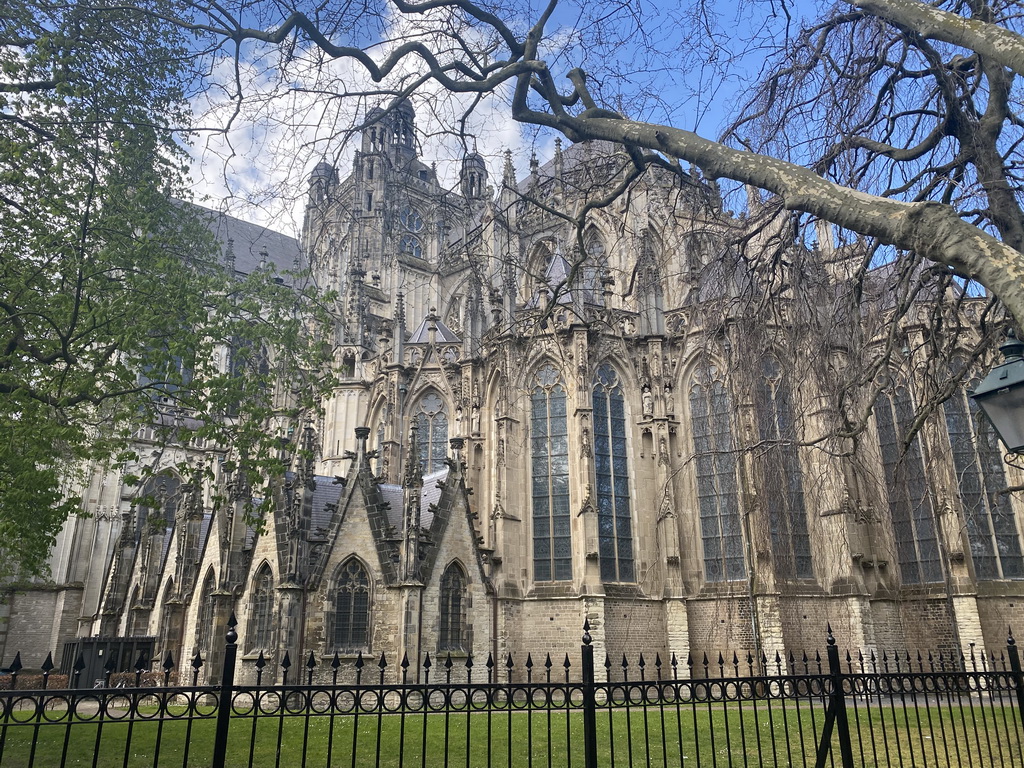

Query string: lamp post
969 330 1024 455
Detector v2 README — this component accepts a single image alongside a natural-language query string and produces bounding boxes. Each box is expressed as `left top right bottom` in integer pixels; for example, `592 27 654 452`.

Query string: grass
0 698 1022 767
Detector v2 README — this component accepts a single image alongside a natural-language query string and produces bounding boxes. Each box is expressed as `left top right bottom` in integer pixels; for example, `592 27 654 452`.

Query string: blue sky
186 0 824 231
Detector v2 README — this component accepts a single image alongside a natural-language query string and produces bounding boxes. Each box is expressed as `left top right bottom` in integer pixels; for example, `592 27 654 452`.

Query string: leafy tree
0 2 334 578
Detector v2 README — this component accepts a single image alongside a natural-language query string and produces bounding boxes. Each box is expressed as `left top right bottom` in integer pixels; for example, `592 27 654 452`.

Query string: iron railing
1 619 1022 767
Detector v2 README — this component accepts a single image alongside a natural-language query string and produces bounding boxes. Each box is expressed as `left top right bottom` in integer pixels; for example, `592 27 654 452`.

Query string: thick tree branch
848 0 1024 76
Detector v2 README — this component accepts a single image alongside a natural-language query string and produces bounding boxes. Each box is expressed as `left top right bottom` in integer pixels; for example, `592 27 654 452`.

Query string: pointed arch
439 561 468 652
688 360 745 583
245 562 275 653
875 385 942 585
329 557 371 653
530 361 571 581
592 363 634 582
412 390 449 473
135 471 181 544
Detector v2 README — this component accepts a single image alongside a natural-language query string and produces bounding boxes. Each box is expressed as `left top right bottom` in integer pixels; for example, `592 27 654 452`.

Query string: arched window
876 388 943 584
439 563 468 651
414 393 449 473
135 473 181 544
399 234 422 260
246 564 275 653
531 364 572 581
944 392 1024 580
332 559 371 652
755 358 813 579
196 570 217 653
690 365 745 582
593 365 634 582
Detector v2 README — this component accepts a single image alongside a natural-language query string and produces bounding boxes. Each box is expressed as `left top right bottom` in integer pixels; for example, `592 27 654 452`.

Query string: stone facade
4 100 1024 678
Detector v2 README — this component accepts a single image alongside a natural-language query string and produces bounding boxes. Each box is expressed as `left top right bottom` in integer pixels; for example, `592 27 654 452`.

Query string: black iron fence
1 619 1023 767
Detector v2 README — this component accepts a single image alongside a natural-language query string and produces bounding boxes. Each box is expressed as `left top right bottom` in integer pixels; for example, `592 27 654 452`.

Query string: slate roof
191 204 303 276
379 467 449 530
407 316 461 343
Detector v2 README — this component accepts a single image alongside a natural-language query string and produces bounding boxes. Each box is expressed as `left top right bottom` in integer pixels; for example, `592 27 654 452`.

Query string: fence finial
226 613 238 644
1009 626 1016 646
582 619 592 646
826 623 836 646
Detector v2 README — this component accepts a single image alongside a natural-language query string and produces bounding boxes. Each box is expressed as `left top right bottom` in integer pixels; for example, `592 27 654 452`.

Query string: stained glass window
333 559 371 652
415 393 449 473
439 563 467 651
876 389 943 584
690 366 746 582
944 393 1024 580
246 565 274 653
532 364 572 581
593 365 634 581
755 358 813 579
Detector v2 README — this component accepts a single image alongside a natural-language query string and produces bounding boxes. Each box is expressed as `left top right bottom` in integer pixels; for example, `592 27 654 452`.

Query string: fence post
581 620 598 768
1008 628 1024 718
815 625 853 768
211 612 239 768
827 626 854 768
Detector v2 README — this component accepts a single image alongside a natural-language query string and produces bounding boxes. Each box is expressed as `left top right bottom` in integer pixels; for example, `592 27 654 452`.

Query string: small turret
461 150 488 200
309 161 337 205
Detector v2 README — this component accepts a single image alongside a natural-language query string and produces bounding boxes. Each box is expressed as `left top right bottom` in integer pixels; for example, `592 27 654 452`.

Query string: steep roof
192 205 303 276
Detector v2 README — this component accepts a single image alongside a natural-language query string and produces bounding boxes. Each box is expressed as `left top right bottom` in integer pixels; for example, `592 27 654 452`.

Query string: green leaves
0 2 336 579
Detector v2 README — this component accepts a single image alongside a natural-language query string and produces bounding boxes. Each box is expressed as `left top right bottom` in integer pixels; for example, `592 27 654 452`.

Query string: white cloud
186 5 558 235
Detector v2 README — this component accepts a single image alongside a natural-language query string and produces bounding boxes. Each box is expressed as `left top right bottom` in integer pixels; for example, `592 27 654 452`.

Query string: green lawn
1 700 1021 767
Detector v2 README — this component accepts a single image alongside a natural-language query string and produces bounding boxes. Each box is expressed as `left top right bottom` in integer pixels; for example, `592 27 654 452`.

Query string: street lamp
969 330 1024 455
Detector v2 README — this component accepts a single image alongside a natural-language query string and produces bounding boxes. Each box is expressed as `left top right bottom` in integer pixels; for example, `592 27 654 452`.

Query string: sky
184 0 824 234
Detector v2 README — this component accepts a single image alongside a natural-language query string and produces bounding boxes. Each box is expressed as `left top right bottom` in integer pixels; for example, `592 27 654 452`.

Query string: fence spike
1008 626 1015 645
655 653 662 669
526 653 534 669
424 653 432 670
281 651 292 670
544 653 552 670
9 652 22 673
226 613 238 644
401 652 410 670
255 651 266 670
74 653 86 674
41 652 54 674
466 654 473 670
306 651 317 670
604 654 612 671
104 653 117 674
192 650 204 669
826 622 835 645
582 620 592 645
378 652 387 670
622 653 629 669
639 653 646 669
445 653 453 670
506 653 514 669
135 650 149 672
355 651 364 669
563 653 571 670
162 651 175 672
331 652 341 670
